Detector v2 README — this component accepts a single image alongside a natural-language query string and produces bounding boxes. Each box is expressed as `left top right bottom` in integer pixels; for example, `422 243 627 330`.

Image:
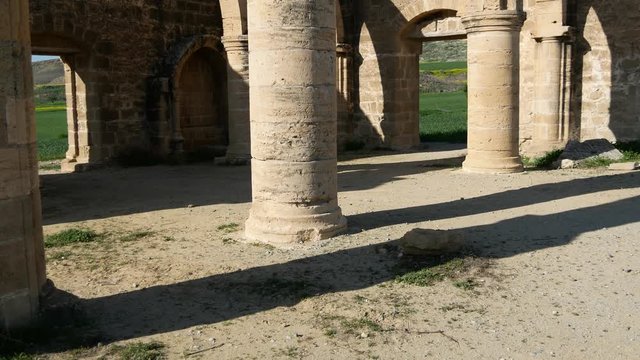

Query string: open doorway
31 55 67 172
31 32 96 172
419 39 468 144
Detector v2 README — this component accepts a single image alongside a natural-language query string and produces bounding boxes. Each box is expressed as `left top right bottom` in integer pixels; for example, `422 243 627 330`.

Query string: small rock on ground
399 228 464 256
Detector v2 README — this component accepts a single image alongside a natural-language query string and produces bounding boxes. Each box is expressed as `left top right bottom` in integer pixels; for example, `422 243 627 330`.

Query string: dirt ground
36 144 640 359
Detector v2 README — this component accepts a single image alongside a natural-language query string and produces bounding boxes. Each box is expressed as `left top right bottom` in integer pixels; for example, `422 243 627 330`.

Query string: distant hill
421 40 467 63
32 59 64 85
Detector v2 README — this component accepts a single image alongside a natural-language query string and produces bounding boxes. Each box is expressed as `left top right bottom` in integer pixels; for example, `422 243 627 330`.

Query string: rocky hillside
32 59 64 85
421 39 467 62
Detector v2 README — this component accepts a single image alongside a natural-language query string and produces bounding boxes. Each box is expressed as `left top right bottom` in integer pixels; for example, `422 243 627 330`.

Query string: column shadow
26 173 639 352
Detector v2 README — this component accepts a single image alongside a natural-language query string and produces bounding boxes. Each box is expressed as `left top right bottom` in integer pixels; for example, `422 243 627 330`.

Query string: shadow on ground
23 170 639 353
41 145 466 225
349 172 640 230
40 164 252 225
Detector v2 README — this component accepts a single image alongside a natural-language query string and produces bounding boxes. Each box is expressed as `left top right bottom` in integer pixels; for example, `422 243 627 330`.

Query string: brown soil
36 144 640 359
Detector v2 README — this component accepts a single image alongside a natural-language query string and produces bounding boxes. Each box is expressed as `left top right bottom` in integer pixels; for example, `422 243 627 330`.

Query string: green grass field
419 60 468 143
36 107 67 161
420 61 467 72
419 91 467 143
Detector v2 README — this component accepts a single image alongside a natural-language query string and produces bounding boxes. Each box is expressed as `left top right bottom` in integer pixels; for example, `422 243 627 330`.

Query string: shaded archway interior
175 48 229 154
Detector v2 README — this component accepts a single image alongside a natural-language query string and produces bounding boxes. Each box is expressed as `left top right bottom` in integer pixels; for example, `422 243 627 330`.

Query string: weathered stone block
399 229 465 256
608 162 639 171
560 139 624 162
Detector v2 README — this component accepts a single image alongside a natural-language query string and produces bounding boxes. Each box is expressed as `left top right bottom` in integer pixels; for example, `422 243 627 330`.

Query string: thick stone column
223 35 251 164
462 11 524 174
0 0 47 330
531 36 567 153
245 0 347 244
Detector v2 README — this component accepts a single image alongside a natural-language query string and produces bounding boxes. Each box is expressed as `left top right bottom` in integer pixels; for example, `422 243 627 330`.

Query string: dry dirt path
39 145 640 359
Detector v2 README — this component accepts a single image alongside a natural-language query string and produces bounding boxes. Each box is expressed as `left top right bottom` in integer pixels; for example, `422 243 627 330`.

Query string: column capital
533 26 574 42
461 10 524 33
336 42 352 55
221 35 248 51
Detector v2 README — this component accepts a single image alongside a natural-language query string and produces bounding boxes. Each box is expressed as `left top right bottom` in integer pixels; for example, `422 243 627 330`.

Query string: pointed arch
220 0 247 37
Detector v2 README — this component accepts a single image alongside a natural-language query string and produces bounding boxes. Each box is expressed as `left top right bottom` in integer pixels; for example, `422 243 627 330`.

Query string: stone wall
572 0 640 142
24 0 640 164
517 0 538 151
29 0 224 163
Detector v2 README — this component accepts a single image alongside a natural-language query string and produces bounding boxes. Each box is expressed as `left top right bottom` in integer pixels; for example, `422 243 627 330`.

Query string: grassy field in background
419 60 468 143
36 107 67 161
419 91 467 143
32 62 468 162
420 61 467 72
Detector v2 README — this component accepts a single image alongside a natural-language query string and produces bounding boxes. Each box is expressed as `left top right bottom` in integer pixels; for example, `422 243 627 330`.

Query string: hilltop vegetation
32 58 64 85
421 39 467 63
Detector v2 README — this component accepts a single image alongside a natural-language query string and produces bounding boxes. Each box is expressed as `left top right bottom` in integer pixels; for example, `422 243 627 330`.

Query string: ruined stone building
1 0 638 330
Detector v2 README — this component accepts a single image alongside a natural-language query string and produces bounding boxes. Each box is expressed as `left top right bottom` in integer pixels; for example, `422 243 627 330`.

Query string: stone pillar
0 0 47 331
223 35 251 164
336 43 353 148
531 36 567 153
462 11 524 174
60 60 90 172
245 0 347 244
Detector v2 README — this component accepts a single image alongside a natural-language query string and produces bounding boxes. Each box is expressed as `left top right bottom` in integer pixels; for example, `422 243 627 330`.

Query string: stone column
0 0 47 331
245 0 347 244
530 36 568 154
336 42 353 148
462 11 524 174
223 35 251 164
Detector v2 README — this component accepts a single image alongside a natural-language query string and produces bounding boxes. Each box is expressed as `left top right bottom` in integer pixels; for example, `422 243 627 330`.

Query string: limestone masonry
1 0 638 330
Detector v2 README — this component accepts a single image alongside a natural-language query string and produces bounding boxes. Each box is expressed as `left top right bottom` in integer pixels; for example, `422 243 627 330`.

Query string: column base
463 154 523 174
0 290 39 332
245 209 347 245
60 159 100 173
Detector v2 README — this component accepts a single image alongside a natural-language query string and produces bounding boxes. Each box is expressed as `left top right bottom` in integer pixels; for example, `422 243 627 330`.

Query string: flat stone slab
609 162 639 171
561 139 624 162
399 228 464 256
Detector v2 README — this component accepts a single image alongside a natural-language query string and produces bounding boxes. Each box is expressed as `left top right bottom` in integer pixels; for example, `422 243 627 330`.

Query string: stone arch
400 9 466 41
336 0 355 149
387 0 468 38
168 36 229 155
398 9 468 144
351 0 468 150
220 0 247 37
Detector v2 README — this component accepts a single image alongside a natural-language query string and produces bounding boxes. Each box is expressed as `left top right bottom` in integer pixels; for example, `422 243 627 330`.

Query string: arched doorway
401 10 468 145
174 48 229 156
